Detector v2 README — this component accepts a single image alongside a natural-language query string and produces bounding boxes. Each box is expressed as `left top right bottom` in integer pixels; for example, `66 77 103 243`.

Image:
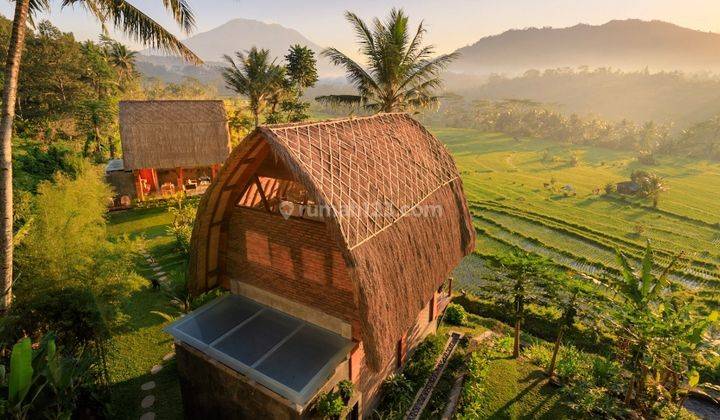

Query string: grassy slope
435 127 720 293
106 207 185 420
476 357 570 420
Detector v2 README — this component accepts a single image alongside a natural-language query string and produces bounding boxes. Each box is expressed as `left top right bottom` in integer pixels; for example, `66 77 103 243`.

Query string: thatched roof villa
107 100 231 202
165 113 475 418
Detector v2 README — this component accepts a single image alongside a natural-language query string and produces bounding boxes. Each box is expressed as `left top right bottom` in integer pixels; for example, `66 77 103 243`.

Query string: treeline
444 67 720 127
419 98 720 160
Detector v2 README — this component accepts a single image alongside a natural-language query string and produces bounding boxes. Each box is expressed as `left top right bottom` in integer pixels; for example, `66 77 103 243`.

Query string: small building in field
112 100 231 201
616 180 641 195
166 113 475 418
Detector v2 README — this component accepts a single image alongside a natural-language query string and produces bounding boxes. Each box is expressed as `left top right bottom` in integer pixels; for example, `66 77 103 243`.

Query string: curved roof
189 113 475 369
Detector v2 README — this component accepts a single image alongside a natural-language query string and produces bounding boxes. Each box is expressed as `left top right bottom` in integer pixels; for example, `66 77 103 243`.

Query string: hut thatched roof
119 100 231 170
188 113 475 370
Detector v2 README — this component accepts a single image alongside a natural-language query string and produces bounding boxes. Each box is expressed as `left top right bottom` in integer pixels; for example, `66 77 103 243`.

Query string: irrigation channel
405 332 462 420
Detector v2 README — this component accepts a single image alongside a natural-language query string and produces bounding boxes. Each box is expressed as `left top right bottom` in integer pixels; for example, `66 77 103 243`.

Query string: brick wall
224 207 357 323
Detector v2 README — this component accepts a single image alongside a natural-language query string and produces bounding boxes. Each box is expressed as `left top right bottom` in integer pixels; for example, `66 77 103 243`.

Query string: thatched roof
188 113 475 370
119 100 231 170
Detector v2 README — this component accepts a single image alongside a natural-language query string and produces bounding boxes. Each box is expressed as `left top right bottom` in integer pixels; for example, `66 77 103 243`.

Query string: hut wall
176 342 307 419
223 207 357 323
105 171 136 198
354 293 442 413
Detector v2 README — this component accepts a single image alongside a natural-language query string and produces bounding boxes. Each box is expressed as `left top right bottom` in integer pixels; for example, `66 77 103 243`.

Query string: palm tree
0 0 201 310
101 35 138 86
316 8 458 112
222 48 286 127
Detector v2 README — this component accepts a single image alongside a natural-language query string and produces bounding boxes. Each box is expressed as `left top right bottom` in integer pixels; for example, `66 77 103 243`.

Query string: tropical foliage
317 8 457 112
223 45 318 126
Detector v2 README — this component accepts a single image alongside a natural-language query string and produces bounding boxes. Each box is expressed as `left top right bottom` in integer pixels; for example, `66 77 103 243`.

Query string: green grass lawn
105 206 185 420
433 127 720 298
476 356 572 420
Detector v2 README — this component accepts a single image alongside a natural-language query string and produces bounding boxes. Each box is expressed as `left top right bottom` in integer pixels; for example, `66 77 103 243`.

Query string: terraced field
435 128 720 304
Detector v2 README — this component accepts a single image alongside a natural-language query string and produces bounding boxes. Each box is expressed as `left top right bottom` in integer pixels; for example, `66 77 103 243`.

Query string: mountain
451 19 720 75
138 18 340 88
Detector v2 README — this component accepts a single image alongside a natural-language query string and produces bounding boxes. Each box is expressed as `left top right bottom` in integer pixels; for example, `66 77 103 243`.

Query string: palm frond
66 0 201 64
315 94 364 107
322 47 379 97
344 11 377 60
161 0 195 33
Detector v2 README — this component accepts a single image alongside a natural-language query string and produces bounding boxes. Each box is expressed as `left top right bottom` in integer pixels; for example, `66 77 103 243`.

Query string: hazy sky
4 0 720 56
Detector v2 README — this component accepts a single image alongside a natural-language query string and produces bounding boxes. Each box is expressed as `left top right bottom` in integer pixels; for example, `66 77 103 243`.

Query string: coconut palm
316 8 458 112
0 0 200 310
101 35 138 85
222 48 286 127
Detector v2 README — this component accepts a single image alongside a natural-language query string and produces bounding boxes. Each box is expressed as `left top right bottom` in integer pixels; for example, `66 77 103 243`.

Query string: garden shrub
456 349 490 419
375 373 414 418
167 196 198 256
524 342 552 367
555 345 593 382
444 303 468 326
13 162 144 323
403 334 445 385
315 391 345 419
1 287 110 357
454 293 615 356
375 334 446 418
337 380 354 404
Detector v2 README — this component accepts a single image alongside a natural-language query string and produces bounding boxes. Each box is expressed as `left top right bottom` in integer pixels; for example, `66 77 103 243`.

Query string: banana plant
1 334 101 419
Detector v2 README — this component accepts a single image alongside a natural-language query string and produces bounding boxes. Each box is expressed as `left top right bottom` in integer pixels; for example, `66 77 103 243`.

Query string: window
396 334 407 368
237 175 324 221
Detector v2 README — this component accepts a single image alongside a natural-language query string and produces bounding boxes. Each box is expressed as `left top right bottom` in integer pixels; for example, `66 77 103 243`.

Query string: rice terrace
442 128 720 301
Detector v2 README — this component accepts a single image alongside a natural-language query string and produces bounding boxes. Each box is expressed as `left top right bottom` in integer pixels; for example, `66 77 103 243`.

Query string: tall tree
101 35 138 88
0 0 201 310
316 8 458 112
284 44 318 95
281 44 317 122
479 252 555 358
222 48 285 127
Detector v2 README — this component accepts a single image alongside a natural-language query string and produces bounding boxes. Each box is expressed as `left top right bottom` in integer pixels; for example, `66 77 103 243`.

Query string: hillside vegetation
436 128 720 307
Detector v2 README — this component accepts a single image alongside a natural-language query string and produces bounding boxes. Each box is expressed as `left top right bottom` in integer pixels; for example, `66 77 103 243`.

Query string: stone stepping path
138 248 177 419
406 332 462 420
140 249 170 288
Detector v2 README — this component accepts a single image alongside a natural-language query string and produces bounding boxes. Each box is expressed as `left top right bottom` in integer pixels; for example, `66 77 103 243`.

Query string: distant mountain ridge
138 18 339 87
451 19 720 74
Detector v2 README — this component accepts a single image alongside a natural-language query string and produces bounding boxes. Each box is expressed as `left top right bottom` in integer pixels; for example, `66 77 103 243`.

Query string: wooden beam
177 167 184 191
133 170 145 201
253 175 271 212
151 168 160 194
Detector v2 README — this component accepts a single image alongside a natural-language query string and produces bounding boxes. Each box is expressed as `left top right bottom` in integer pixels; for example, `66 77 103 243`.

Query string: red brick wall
224 207 357 322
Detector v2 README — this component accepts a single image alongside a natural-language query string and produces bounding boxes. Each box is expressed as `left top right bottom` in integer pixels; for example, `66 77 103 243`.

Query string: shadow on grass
109 358 184 420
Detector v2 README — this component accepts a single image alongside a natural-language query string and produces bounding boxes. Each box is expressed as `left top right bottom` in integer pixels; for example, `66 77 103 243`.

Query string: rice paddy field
434 127 720 306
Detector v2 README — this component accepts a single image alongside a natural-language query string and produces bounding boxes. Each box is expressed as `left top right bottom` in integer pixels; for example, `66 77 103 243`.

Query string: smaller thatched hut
115 100 231 200
165 113 475 419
